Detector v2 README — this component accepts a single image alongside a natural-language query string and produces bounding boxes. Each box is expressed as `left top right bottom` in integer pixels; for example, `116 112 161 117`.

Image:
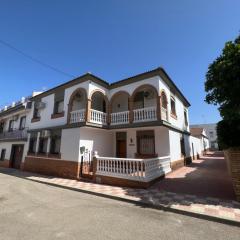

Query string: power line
0 39 76 78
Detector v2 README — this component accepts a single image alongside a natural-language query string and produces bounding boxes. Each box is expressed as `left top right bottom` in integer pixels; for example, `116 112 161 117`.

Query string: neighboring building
190 127 210 157
0 95 34 168
0 67 208 187
190 123 218 150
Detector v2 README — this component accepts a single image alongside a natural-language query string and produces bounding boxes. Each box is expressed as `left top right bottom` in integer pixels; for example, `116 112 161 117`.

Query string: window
54 100 64 114
137 130 155 156
19 116 26 130
28 132 37 153
170 97 176 116
33 101 41 119
209 131 214 138
0 149 6 161
0 122 4 133
8 120 14 132
53 91 64 114
184 110 188 126
38 137 48 154
161 91 168 109
50 130 61 154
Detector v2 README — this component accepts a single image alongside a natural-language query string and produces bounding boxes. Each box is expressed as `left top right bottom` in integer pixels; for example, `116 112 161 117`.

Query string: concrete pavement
0 171 240 240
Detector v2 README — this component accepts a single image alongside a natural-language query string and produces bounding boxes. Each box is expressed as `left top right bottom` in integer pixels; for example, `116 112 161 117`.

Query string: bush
217 119 240 150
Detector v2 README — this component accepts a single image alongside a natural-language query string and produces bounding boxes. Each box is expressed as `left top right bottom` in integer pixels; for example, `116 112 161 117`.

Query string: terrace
68 85 169 127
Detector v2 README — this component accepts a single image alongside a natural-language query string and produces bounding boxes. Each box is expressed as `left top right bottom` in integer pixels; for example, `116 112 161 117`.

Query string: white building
190 123 218 150
0 67 208 187
190 127 210 158
0 96 33 168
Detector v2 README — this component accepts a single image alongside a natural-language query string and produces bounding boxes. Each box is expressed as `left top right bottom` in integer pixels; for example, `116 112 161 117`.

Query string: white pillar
35 132 40 154
46 137 51 156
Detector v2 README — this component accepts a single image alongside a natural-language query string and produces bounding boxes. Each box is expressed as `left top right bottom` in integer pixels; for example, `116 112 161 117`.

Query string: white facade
191 123 218 150
1 68 200 179
0 96 33 166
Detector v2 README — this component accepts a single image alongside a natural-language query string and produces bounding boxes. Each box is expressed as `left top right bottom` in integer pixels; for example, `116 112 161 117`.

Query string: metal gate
79 150 93 178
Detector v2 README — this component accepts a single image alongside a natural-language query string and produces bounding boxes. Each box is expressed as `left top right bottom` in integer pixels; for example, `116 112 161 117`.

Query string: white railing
90 109 107 125
133 106 157 123
111 111 129 125
0 129 28 141
70 109 86 123
161 107 168 121
95 155 171 182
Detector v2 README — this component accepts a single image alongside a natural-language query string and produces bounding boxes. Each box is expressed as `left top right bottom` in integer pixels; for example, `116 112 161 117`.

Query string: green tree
205 35 240 148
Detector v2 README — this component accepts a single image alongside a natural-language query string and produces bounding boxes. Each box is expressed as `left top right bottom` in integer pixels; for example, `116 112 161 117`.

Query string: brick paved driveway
153 152 235 200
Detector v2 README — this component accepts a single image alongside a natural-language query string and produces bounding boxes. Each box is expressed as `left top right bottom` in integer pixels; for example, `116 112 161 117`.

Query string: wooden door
116 140 126 158
11 145 24 169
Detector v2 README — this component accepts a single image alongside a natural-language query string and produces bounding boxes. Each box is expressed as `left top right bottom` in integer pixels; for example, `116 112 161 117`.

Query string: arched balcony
160 90 168 121
68 88 87 124
90 91 108 125
68 86 168 126
110 91 130 125
131 85 159 123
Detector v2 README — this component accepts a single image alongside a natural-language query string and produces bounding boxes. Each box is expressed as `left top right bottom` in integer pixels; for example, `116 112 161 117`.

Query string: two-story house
0 67 207 187
0 95 34 168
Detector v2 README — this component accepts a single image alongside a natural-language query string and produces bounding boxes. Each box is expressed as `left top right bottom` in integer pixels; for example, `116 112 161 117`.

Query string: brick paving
154 152 236 200
1 152 240 223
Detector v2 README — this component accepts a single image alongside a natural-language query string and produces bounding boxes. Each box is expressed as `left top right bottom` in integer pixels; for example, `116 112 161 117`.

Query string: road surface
0 170 239 240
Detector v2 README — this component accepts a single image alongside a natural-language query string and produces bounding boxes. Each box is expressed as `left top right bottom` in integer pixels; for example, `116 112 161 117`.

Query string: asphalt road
0 171 239 240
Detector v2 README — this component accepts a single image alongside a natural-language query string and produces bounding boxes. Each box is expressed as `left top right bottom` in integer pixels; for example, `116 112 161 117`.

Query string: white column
35 132 40 154
46 137 51 156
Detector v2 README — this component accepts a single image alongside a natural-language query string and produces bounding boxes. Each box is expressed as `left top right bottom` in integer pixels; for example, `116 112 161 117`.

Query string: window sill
31 117 41 123
51 111 65 119
170 113 177 120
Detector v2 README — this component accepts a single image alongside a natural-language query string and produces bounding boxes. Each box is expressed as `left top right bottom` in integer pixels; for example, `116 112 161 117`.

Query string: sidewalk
1 152 240 224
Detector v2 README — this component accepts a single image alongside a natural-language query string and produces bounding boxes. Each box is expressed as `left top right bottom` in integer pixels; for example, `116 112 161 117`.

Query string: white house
191 123 218 150
190 127 210 158
0 95 33 168
0 67 208 187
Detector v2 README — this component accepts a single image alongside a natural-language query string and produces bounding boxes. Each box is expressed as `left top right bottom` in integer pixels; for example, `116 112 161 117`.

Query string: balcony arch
110 91 130 125
131 84 159 109
89 90 109 125
130 84 159 123
90 90 109 113
68 88 87 124
110 91 130 113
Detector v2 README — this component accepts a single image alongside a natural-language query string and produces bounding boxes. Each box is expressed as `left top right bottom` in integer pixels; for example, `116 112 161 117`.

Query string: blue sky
0 0 239 124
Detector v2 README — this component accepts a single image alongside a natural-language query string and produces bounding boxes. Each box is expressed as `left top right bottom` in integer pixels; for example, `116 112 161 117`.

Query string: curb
25 177 240 227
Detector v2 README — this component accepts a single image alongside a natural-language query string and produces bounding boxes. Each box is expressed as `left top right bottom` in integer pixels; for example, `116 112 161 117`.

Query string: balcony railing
70 109 86 124
90 109 107 125
133 106 157 123
111 111 129 125
69 107 169 125
95 155 171 182
0 129 28 141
